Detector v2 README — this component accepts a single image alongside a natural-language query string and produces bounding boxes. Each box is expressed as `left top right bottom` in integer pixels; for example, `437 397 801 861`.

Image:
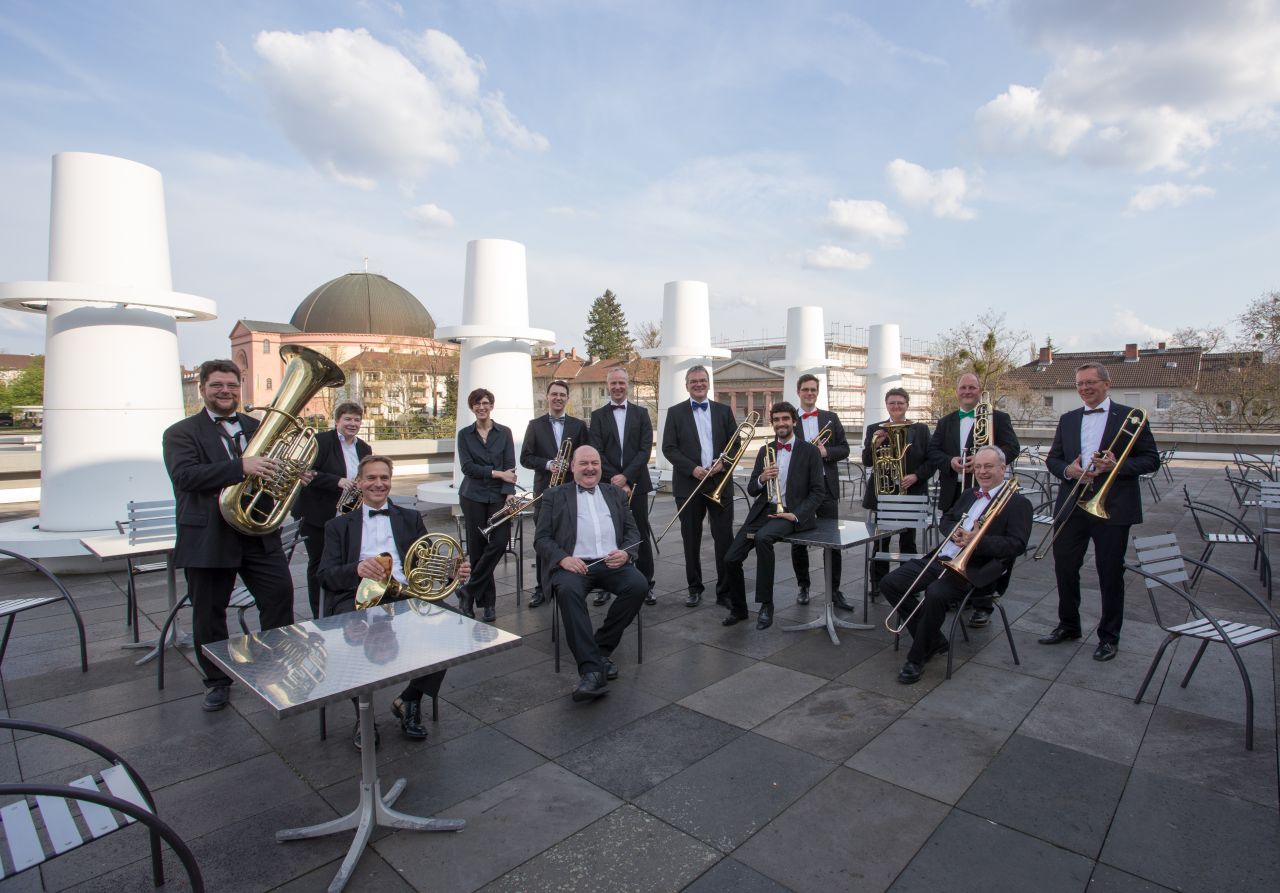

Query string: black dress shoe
458 588 476 619
796 586 810 605
1038 627 1081 645
968 608 992 628
756 603 774 630
1093 641 1118 662
685 591 702 608
645 590 657 606
529 588 546 608
831 590 854 611
897 661 923 684
202 685 230 712
603 657 619 680
482 606 496 623
593 590 611 606
722 611 749 626
572 671 609 702
352 721 381 751
392 698 428 740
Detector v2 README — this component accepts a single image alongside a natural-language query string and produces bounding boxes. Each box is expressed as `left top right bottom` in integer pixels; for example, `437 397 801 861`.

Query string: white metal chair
0 549 88 674
867 494 933 602
117 499 177 641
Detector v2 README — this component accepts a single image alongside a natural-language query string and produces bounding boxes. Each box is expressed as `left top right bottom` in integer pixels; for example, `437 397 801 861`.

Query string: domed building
229 271 458 424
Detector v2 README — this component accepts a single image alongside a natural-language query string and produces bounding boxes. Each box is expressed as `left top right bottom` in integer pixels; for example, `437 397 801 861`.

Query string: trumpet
873 421 913 496
814 421 834 447
657 411 761 541
354 533 465 609
764 443 784 514
1033 409 1148 560
336 479 362 515
961 391 994 491
479 437 574 537
885 480 1021 635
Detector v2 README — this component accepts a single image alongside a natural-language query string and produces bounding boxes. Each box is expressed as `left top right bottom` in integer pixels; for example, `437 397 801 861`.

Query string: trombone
656 411 761 542
884 480 1021 635
480 437 573 537
1033 409 1149 560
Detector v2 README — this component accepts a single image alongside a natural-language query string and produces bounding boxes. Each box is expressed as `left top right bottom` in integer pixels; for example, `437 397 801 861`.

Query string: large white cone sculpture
638 281 729 471
0 152 216 544
854 323 904 428
769 306 841 408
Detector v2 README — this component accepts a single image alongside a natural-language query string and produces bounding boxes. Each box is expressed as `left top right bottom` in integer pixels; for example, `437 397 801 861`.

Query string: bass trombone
355 533 466 609
657 411 760 541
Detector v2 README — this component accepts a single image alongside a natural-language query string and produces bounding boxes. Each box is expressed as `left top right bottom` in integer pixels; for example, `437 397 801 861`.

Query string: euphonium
355 533 466 610
873 421 913 496
963 391 994 490
219 345 345 535
336 479 362 515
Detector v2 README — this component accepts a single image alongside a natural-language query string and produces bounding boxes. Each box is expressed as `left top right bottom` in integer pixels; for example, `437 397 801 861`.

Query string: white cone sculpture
638 281 729 471
420 239 553 505
855 323 904 427
770 306 841 408
0 152 216 541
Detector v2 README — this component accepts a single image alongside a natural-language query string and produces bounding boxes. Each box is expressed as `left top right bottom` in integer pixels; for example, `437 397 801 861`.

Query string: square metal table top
80 532 176 561
203 601 522 718
776 518 902 550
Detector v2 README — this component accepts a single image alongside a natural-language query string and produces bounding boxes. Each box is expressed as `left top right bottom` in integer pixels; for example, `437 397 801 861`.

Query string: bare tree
634 319 661 351
932 310 1036 417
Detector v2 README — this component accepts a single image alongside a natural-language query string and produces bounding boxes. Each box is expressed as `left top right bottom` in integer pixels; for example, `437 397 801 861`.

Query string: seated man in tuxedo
723 402 827 631
318 455 471 747
535 445 647 702
879 445 1032 685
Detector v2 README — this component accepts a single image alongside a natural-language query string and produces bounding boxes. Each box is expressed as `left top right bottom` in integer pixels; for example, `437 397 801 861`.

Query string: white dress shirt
691 400 714 467
572 486 616 559
338 432 360 479
774 436 795 503
609 400 628 452
800 410 821 442
1079 398 1112 471
207 408 244 459
360 504 405 583
939 481 1003 560
959 412 975 457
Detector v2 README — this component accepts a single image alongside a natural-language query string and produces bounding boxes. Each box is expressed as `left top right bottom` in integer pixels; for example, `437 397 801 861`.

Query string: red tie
801 410 818 419
975 489 990 499
775 442 792 452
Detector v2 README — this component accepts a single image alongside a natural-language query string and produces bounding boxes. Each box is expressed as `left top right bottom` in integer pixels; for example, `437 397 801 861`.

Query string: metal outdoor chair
0 549 88 674
941 563 1022 680
1159 446 1178 484
1232 450 1275 483
842 460 867 506
0 718 204 889
549 579 643 674
1224 466 1262 510
1127 533 1280 750
1182 486 1270 599
116 499 177 639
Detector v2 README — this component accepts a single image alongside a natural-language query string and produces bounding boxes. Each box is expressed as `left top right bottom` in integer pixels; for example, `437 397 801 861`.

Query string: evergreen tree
583 289 633 359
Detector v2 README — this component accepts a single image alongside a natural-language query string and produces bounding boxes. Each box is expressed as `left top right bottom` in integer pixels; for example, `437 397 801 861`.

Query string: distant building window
266 378 272 391
1156 393 1172 410
1043 395 1054 408
1216 400 1233 417
262 339 270 354
1124 392 1140 407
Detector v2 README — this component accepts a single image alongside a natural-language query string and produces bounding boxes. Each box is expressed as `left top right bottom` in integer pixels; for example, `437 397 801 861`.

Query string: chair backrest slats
2 798 44 872
99 765 146 817
124 499 177 545
35 794 83 855
69 777 121 838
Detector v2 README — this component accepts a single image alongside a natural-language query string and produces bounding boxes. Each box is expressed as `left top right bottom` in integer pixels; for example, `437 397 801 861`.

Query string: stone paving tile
908 661 1051 732
634 732 833 853
681 857 793 893
1087 863 1178 892
7 667 205 734
834 644 946 703
1018 680 1154 765
971 627 1082 679
272 851 417 892
1101 767 1280 892
494 683 667 758
1083 617 1177 657
958 733 1130 858
678 662 827 729
1057 645 1162 700
753 681 910 763
445 656 575 724
1133 705 1279 807
481 804 720 892
373 762 620 892
628 642 757 702
557 703 743 800
734 767 948 893
437 640 551 693
1154 634 1276 730
889 809 1095 892
764 629 884 679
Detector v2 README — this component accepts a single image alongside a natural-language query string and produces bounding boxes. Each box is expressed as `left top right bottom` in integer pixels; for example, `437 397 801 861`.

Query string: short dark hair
770 401 799 423
467 387 495 409
335 401 364 420
546 379 569 395
199 359 240 386
685 365 710 381
1076 362 1111 382
885 387 910 404
796 373 820 389
357 455 394 477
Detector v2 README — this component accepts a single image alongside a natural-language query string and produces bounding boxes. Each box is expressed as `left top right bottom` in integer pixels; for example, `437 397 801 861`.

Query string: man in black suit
927 372 1020 626
880 445 1032 684
588 366 654 604
162 359 295 713
1040 362 1160 661
520 379 590 608
294 401 371 619
862 387 933 593
723 402 827 630
318 455 471 746
660 364 739 608
792 373 853 609
535 445 648 702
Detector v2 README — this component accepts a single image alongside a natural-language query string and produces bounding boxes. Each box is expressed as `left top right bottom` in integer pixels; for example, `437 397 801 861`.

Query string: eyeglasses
1076 379 1106 387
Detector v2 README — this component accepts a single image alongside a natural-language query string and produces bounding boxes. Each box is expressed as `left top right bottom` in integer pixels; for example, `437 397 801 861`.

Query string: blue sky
2 0 1278 364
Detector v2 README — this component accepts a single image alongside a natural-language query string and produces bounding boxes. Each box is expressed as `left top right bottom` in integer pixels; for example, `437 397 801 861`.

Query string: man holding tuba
163 359 296 713
861 387 932 594
319 455 471 746
791 374 853 608
881 446 1032 684
520 380 589 608
1039 363 1160 661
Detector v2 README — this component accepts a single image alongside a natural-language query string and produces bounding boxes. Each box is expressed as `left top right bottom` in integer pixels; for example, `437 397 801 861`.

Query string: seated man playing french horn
879 445 1032 685
319 455 471 747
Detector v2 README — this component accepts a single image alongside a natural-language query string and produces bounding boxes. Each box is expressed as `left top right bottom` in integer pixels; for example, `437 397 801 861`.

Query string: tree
1237 290 1280 359
1169 325 1227 352
634 319 661 350
583 289 633 359
0 357 44 411
932 311 1035 418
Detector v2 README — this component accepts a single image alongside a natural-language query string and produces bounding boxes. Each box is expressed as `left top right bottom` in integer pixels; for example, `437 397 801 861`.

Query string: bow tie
958 409 975 419
1083 407 1106 415
691 401 708 411
611 403 627 411
974 489 991 500
801 410 818 419
367 508 391 517
213 415 237 424
577 485 597 494
549 415 564 423
775 442 792 452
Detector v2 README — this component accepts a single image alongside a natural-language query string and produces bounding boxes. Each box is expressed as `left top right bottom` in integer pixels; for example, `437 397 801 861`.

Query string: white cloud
404 202 455 228
252 28 546 189
547 206 598 219
803 245 873 271
886 159 976 220
976 84 1092 157
827 199 908 245
1125 181 1216 214
1112 308 1172 343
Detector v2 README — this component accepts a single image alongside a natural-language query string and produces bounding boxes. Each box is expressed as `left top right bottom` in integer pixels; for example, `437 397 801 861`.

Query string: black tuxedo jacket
932 486 1033 590
520 414 590 495
661 400 739 499
534 483 641 575
927 408 1020 511
294 429 371 527
588 403 653 493
1046 401 1160 527
744 439 826 529
795 409 851 503
860 420 932 510
163 410 283 568
317 502 427 613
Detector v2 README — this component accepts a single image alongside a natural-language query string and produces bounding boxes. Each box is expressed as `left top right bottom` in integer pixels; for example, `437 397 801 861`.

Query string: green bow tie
958 409 975 418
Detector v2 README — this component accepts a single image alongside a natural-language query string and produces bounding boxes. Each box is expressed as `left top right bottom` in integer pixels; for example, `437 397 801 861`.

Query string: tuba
218 345 346 535
873 421 913 496
355 533 466 610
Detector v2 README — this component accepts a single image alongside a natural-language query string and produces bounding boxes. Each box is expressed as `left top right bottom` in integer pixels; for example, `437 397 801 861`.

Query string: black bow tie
213 415 237 424
611 403 627 411
577 485 597 495
1083 407 1106 415
550 416 564 423
367 508 391 517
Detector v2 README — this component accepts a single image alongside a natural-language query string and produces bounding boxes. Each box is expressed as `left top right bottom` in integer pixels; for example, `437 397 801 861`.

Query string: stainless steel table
781 519 900 645
80 532 190 663
203 601 521 893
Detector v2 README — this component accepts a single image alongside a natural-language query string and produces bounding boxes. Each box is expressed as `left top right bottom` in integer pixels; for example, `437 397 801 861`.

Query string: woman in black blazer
456 387 517 622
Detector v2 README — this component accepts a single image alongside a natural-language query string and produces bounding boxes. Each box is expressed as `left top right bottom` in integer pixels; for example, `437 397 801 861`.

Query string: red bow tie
775 442 792 452
975 489 991 499
801 410 818 419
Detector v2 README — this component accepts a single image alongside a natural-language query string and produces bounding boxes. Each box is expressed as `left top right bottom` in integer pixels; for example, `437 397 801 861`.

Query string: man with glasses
1039 363 1160 661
